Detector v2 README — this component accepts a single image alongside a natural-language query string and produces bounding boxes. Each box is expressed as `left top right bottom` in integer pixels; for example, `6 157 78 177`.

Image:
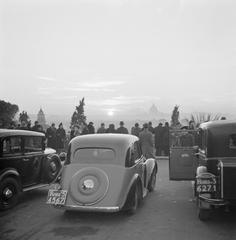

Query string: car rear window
72 148 115 164
24 136 43 152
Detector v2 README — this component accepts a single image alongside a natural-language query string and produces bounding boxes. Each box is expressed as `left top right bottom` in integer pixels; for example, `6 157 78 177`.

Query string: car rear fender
0 168 22 189
121 173 142 210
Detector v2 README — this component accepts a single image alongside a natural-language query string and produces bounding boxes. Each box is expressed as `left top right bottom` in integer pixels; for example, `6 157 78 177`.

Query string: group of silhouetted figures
69 121 170 158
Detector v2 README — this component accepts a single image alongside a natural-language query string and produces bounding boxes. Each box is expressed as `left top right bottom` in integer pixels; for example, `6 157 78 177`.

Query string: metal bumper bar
198 195 229 206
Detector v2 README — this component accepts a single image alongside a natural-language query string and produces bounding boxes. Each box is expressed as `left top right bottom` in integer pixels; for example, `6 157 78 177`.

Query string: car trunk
61 163 137 208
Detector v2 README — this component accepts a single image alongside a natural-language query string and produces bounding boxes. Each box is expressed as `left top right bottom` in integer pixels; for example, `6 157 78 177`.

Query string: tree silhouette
0 100 19 128
71 97 87 126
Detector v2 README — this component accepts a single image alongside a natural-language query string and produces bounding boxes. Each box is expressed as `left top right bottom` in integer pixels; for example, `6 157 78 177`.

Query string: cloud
81 81 125 88
64 87 115 92
35 76 57 82
88 95 161 107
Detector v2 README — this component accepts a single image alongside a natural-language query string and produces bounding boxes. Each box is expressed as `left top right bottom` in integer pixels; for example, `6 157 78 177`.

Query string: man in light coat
139 123 154 158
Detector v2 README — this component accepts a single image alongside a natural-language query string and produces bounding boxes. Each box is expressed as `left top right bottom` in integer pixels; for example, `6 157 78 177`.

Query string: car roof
70 134 139 165
0 129 45 138
200 119 236 130
70 134 138 149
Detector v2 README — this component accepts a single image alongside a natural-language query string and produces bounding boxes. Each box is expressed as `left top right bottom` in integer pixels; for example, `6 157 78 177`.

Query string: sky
1 0 236 119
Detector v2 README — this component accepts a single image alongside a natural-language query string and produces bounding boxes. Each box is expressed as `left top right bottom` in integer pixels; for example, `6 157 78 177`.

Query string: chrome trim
199 195 228 206
55 205 120 212
219 161 224 198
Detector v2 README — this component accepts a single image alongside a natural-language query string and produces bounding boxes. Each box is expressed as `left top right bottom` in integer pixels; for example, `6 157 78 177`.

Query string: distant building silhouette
149 104 158 119
37 108 47 130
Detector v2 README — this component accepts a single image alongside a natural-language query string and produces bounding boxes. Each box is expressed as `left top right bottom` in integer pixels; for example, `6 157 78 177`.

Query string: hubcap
82 179 95 190
3 188 13 199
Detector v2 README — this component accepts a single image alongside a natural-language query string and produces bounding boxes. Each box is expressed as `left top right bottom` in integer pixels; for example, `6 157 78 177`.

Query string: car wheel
0 177 21 211
44 155 62 182
127 184 140 215
148 169 157 192
198 208 211 221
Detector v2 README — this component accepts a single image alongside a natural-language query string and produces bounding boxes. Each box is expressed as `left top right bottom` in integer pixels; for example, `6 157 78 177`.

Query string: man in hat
87 122 95 134
116 121 129 134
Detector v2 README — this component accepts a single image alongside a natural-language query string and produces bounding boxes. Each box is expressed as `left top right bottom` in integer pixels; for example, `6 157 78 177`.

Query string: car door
1 136 23 174
169 129 199 180
21 136 44 186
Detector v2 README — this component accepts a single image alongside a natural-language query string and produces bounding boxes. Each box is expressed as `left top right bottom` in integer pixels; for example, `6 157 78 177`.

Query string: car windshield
73 148 116 164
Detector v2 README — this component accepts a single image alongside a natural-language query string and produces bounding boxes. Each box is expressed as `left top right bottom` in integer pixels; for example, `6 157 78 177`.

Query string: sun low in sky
1 0 236 118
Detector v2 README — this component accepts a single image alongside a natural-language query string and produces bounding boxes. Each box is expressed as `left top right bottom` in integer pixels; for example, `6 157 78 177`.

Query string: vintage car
169 120 236 220
0 129 63 210
47 134 158 213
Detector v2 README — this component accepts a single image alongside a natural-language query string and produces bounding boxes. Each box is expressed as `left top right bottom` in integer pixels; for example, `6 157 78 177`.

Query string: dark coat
116 126 129 134
46 127 57 149
56 128 66 149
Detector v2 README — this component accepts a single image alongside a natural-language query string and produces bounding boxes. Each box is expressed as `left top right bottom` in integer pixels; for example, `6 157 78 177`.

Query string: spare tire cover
69 167 109 205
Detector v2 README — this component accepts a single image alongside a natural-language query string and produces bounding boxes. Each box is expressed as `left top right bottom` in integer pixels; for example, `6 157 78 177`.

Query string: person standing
148 121 155 134
87 122 95 134
139 123 154 158
80 122 89 135
131 123 141 137
97 123 106 133
154 123 164 156
46 123 57 149
31 121 41 132
56 123 66 152
162 122 170 156
116 121 129 134
106 124 116 133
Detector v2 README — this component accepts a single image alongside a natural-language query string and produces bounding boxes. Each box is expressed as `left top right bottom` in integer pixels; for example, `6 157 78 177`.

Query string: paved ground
1 160 236 240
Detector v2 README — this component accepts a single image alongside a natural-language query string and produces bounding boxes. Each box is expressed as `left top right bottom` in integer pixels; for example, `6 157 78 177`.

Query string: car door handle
23 158 30 162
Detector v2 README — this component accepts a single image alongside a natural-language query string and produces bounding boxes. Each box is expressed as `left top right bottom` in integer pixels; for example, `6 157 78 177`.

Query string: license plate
46 189 67 205
196 178 216 193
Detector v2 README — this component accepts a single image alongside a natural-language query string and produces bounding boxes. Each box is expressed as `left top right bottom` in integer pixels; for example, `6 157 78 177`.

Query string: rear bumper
54 204 120 212
198 195 229 206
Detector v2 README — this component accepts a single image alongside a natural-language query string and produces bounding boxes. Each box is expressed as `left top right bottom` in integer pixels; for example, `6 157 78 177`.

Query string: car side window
2 137 22 156
130 141 142 165
229 134 236 149
24 136 43 153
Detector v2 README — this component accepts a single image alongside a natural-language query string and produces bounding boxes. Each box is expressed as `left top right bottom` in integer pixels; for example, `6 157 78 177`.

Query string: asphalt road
1 160 236 240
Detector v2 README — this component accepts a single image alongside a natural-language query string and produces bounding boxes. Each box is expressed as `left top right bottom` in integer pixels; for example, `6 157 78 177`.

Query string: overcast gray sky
1 0 236 118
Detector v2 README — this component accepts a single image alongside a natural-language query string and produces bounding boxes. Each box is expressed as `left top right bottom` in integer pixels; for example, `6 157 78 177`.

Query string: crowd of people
9 119 197 157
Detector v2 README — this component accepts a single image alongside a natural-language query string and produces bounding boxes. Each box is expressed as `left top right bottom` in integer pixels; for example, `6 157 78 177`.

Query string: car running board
23 184 49 192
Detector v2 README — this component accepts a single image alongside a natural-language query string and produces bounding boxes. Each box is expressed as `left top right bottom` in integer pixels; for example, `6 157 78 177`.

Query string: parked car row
2 119 236 221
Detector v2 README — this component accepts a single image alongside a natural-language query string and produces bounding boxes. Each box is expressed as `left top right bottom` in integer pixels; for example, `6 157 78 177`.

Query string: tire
0 177 21 211
198 208 211 221
127 184 140 215
148 169 157 192
44 155 62 182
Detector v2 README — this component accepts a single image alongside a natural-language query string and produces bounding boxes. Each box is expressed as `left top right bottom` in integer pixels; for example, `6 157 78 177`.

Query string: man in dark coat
46 123 57 149
31 121 41 132
87 122 95 134
162 122 170 156
131 123 141 137
106 124 116 133
154 123 164 156
116 121 128 134
97 123 106 133
56 123 66 152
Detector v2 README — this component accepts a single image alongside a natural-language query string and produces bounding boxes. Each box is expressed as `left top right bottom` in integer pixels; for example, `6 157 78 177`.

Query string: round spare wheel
69 167 109 205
